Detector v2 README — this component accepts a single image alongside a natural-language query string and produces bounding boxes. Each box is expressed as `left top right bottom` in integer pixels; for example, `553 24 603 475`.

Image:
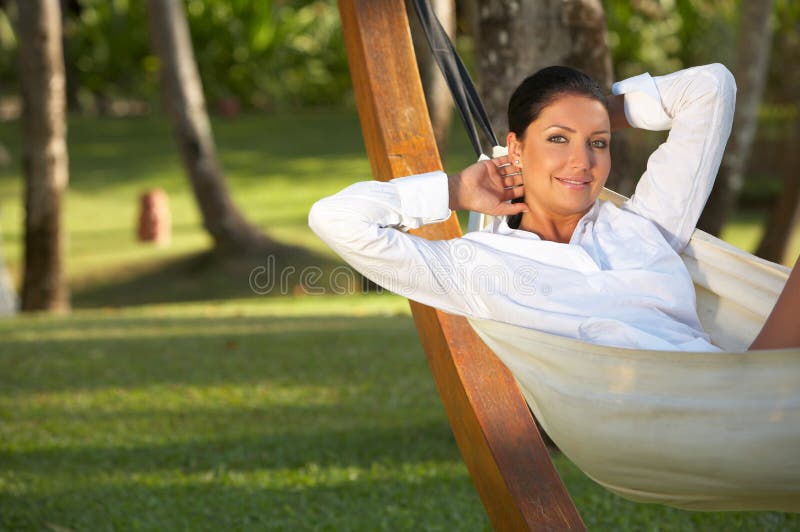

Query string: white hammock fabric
467 176 799 513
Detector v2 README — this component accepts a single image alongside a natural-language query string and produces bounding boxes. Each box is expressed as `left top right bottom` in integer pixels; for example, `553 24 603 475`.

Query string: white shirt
309 64 736 351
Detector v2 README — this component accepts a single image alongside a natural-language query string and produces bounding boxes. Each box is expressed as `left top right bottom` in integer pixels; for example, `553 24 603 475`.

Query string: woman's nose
569 143 592 169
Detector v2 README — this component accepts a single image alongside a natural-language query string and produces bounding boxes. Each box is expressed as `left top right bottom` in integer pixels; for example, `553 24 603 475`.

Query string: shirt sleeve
308 171 486 317
613 64 736 252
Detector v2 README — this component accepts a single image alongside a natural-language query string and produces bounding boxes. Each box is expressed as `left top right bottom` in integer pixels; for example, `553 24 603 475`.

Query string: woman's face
507 94 611 220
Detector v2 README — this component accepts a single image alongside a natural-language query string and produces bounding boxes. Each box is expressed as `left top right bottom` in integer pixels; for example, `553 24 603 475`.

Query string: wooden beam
337 1 586 529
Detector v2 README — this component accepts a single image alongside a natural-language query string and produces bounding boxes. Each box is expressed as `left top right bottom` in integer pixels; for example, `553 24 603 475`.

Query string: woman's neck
517 208 588 243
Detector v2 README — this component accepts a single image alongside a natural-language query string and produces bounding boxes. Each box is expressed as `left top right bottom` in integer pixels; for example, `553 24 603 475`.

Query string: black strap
411 0 498 156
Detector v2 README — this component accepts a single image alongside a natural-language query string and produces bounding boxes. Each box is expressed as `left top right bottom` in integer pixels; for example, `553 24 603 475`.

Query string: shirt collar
492 200 602 241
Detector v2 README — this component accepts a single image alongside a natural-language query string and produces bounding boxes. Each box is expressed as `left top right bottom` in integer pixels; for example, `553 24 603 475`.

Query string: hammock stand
337 1 796 529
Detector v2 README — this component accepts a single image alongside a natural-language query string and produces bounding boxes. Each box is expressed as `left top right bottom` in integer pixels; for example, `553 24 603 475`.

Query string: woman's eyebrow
545 124 610 135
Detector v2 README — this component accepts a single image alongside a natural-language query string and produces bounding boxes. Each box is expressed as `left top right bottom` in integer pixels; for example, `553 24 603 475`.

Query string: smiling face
507 93 611 225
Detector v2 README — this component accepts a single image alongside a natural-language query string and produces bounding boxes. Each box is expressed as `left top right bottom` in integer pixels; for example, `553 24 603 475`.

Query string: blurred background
0 1 798 530
0 0 797 314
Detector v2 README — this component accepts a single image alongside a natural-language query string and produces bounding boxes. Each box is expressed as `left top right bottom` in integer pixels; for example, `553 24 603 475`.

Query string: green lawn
2 296 798 531
0 113 798 530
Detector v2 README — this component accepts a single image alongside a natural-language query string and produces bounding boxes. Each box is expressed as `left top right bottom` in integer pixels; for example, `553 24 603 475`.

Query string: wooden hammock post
337 1 586 529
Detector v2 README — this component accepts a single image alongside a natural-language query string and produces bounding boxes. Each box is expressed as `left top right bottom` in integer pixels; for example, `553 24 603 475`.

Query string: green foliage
0 0 351 111
0 8 18 95
64 0 154 106
2 0 795 113
183 0 350 109
605 0 738 78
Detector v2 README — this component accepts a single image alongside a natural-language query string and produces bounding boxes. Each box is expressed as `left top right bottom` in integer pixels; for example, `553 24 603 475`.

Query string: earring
514 159 521 166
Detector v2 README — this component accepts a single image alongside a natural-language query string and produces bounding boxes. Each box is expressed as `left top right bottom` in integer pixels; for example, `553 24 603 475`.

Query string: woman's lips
554 176 592 189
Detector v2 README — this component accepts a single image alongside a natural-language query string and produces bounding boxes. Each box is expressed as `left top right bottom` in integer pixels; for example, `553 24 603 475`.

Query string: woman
309 63 797 351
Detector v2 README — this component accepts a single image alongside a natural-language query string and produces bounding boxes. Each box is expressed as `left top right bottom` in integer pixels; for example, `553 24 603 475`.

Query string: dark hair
506 66 607 227
508 65 607 138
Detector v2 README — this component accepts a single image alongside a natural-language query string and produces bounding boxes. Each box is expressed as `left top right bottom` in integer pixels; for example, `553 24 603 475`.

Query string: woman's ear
506 132 522 167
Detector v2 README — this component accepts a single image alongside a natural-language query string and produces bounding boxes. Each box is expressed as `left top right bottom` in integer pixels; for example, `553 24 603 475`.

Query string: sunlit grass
0 111 376 292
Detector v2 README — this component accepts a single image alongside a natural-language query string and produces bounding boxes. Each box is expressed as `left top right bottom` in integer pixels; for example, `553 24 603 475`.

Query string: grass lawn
1 296 798 531
0 112 798 530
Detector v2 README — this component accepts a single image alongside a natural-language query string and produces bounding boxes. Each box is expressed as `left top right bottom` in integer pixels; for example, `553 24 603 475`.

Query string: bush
0 0 352 112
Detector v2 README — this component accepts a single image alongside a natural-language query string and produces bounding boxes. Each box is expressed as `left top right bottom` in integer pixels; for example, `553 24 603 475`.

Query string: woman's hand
448 155 528 216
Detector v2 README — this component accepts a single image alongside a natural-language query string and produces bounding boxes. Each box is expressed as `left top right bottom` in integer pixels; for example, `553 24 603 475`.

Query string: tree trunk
755 18 800 264
407 0 456 157
146 0 269 254
472 0 633 194
755 140 800 263
697 0 774 236
61 0 83 113
18 0 70 312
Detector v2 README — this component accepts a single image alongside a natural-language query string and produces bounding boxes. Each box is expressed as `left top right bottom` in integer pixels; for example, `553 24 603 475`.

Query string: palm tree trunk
698 0 774 236
755 18 800 264
146 0 270 254
755 145 799 263
473 0 613 130
471 0 632 193
18 0 70 312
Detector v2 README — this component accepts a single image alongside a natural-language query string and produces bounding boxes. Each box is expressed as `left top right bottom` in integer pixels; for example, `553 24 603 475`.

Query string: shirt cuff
391 171 451 227
612 73 672 131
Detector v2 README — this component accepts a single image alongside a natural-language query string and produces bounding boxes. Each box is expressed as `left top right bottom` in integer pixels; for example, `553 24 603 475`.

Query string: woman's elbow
308 198 344 245
308 198 364 249
705 63 737 108
308 199 327 236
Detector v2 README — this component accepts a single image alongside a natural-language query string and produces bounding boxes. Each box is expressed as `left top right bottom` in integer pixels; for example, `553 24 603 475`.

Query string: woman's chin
556 198 596 217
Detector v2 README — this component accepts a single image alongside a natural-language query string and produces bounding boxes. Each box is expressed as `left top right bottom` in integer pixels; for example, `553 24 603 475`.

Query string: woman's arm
308 161 525 316
615 64 736 252
749 257 800 350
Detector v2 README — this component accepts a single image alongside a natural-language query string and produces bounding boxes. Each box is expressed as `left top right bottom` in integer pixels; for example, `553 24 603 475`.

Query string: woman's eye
591 139 608 149
548 135 567 143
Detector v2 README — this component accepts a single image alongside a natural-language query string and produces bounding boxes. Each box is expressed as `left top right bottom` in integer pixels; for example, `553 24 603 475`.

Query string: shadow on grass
0 474 487 531
1 421 458 475
71 243 349 308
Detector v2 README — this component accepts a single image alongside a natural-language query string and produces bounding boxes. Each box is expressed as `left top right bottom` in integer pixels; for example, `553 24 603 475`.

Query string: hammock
411 0 800 513
472 317 800 513
469 214 799 512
